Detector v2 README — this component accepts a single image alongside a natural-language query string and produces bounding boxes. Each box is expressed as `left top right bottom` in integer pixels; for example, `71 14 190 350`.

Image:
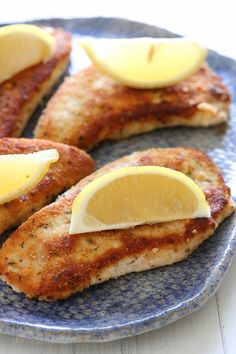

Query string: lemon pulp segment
0 149 59 205
0 24 55 84
78 37 207 88
70 166 211 234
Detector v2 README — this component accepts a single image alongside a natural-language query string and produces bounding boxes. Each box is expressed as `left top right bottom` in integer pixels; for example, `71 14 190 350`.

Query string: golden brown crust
0 27 71 138
34 65 231 150
0 147 234 301
0 137 94 234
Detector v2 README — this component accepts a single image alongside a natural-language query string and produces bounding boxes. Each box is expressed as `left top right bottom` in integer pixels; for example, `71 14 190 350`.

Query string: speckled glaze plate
0 17 236 343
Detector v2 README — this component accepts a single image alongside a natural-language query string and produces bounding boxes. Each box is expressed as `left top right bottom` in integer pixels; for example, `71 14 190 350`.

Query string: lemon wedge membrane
70 166 211 234
78 37 208 89
0 149 59 205
0 24 56 84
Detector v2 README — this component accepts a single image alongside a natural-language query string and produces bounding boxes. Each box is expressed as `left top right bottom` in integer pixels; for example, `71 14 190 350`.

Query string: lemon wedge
79 37 207 89
70 166 211 234
0 24 56 84
0 149 59 205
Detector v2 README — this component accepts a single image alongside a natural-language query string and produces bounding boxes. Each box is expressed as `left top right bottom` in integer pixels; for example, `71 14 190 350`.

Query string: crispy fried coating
0 138 94 235
0 27 71 138
34 65 231 150
0 147 234 301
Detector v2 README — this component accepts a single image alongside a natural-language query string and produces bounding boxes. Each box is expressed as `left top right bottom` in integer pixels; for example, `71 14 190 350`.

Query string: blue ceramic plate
0 17 235 343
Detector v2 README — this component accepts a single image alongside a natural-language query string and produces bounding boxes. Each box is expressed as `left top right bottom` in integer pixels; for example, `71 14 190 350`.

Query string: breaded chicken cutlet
34 65 231 150
0 138 94 235
0 147 234 301
0 27 71 138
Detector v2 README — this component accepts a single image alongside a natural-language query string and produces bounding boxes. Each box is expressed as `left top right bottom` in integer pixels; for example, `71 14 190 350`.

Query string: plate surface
0 17 236 343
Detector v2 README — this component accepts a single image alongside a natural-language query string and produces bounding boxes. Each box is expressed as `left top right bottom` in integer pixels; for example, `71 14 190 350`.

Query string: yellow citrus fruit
0 24 56 84
70 166 211 234
78 37 207 89
0 149 59 205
